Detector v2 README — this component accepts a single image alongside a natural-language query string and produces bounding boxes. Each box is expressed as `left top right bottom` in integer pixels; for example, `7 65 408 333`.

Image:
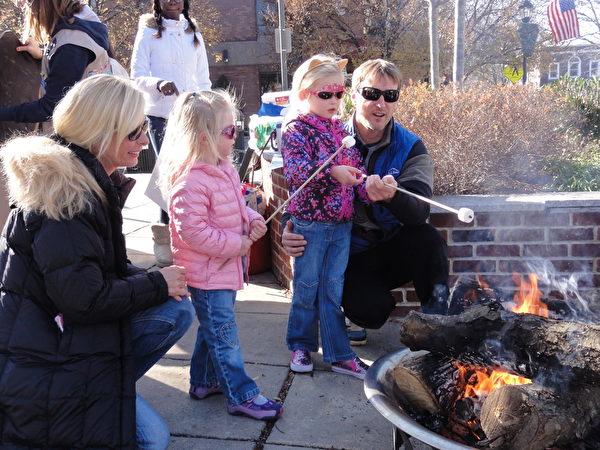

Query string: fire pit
364 348 475 450
365 277 600 450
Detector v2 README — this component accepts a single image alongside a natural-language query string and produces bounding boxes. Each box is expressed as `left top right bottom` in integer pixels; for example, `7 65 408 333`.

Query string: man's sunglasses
309 90 345 100
127 120 149 141
221 124 237 140
358 87 400 103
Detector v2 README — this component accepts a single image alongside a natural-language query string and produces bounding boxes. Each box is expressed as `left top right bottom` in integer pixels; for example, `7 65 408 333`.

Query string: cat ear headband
307 58 348 72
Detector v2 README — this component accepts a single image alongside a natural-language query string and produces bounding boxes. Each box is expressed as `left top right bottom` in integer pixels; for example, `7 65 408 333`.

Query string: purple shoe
227 396 284 421
290 349 313 373
189 384 222 400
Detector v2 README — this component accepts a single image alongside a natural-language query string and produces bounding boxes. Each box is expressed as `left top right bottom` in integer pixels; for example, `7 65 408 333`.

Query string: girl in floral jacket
282 54 373 379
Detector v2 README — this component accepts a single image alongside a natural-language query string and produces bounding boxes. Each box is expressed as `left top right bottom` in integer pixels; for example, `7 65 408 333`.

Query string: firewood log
390 352 466 415
479 383 600 450
399 303 600 388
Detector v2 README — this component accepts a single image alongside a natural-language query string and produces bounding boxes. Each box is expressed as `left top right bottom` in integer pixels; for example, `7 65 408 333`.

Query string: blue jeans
132 298 195 450
287 218 355 363
189 287 260 405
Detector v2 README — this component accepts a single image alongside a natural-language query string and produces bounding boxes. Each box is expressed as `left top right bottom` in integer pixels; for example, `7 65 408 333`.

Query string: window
590 60 600 78
548 62 560 80
568 56 581 78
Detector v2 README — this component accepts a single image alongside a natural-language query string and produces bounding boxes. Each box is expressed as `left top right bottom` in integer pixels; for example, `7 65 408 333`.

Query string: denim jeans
132 298 195 450
189 287 260 405
287 218 355 363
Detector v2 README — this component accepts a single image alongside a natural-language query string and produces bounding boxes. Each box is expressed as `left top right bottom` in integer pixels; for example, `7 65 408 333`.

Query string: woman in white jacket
130 0 211 265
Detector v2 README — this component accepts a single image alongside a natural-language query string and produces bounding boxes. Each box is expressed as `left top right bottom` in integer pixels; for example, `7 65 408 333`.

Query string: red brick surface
262 154 600 314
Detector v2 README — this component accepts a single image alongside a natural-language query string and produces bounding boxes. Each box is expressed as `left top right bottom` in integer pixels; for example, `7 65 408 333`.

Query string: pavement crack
253 369 295 450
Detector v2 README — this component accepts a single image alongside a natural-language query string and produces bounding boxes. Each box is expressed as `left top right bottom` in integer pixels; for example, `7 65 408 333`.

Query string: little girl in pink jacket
158 90 283 421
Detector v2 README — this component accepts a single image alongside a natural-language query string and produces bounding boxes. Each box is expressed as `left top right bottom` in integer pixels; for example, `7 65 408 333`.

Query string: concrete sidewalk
123 173 407 449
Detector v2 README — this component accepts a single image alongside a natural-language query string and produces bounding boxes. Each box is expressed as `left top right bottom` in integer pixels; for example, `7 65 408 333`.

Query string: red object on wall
249 232 272 275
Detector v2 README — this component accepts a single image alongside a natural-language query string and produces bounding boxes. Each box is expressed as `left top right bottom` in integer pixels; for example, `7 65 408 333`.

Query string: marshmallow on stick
218 135 357 270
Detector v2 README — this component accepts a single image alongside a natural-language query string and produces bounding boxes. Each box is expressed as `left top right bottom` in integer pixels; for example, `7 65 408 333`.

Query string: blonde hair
290 54 346 106
1 136 106 220
53 75 146 160
158 90 238 195
23 0 84 43
351 59 402 91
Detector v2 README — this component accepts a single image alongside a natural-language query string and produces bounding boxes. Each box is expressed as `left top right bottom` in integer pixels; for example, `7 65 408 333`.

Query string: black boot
421 284 449 315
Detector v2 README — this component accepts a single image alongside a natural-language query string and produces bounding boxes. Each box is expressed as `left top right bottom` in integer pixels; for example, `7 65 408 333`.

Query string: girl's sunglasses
358 87 400 103
221 124 237 140
127 120 149 141
309 90 344 100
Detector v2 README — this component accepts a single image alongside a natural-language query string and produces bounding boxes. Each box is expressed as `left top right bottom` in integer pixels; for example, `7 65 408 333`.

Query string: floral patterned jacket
281 113 369 223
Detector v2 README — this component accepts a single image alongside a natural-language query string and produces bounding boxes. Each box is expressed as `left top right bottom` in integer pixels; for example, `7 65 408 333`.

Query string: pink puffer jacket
168 160 263 290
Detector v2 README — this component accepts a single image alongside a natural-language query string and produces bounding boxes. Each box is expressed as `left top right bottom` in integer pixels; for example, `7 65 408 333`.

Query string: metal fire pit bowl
364 348 476 450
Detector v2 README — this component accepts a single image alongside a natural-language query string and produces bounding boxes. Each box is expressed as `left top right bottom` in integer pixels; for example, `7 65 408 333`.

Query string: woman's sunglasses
221 125 237 140
309 90 345 100
127 120 149 141
358 87 400 103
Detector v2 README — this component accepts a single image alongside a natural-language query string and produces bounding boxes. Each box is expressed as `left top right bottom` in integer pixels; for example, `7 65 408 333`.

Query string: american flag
547 0 580 43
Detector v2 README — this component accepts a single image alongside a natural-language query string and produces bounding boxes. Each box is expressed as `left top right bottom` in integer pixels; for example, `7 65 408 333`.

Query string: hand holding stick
218 135 357 270
263 135 357 225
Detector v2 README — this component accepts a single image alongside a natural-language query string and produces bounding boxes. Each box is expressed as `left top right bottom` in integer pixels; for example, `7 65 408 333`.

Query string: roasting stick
263 135 357 225
218 135 358 270
381 181 475 223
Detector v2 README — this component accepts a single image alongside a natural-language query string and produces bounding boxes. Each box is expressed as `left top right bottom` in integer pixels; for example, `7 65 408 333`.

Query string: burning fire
460 366 532 398
509 273 549 318
458 273 549 400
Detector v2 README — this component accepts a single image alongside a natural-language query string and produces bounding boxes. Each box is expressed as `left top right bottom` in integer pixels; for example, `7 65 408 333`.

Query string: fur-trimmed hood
139 13 197 33
0 136 105 221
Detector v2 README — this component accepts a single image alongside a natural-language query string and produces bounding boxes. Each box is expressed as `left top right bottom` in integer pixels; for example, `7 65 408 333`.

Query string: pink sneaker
189 384 222 400
331 356 369 380
227 396 284 421
290 349 313 373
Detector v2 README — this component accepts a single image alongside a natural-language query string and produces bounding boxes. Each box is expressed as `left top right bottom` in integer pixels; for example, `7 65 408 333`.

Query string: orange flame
462 367 532 398
509 273 549 318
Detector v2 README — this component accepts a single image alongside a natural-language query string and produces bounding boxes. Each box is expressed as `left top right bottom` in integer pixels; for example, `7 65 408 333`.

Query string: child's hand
331 165 365 186
16 38 42 60
249 220 267 241
238 236 253 256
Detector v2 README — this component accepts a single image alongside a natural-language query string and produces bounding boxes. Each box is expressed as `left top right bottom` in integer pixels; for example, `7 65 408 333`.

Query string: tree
261 0 424 75
428 0 443 88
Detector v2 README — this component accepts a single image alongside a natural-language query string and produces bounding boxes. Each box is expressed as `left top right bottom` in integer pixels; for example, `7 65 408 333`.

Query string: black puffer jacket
0 137 168 448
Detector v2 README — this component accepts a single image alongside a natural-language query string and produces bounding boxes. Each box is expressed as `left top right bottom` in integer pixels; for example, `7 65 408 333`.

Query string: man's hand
331 165 364 186
249 219 267 242
366 174 397 202
281 220 306 257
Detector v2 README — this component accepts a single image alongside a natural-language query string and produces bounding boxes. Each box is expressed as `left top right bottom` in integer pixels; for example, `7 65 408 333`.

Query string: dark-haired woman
131 0 211 267
0 0 113 124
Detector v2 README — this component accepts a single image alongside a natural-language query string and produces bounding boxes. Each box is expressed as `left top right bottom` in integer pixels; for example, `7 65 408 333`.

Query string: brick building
207 0 279 119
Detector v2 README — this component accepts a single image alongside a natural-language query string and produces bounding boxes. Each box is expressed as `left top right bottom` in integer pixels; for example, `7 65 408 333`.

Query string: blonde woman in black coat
0 74 194 449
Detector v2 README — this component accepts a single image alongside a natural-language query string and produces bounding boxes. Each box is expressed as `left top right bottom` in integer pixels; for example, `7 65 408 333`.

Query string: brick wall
261 154 600 315
209 65 261 117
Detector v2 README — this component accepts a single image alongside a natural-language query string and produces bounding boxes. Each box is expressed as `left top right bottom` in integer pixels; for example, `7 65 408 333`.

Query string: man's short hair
351 59 402 90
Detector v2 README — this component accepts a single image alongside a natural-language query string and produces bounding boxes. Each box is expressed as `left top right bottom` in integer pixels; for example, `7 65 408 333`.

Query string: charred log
479 383 600 450
390 352 466 416
399 303 600 388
